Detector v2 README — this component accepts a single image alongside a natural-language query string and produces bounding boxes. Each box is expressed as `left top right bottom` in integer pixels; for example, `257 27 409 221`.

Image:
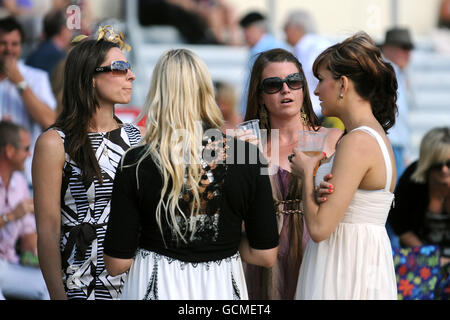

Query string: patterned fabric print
168 130 228 246
138 249 242 300
435 263 450 300
57 124 141 300
393 245 441 300
143 256 159 300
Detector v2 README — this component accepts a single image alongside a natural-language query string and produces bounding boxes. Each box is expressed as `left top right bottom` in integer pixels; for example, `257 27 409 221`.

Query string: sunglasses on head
429 159 450 171
261 73 304 94
95 60 131 76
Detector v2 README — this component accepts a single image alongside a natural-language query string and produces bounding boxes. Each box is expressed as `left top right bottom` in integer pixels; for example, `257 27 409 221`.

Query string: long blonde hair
136 49 223 243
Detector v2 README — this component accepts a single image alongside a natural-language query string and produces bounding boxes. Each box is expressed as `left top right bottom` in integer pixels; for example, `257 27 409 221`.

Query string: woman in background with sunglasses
32 31 143 300
242 48 343 300
389 127 450 267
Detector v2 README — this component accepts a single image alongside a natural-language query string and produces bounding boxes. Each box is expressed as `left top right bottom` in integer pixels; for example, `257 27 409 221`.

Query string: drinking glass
237 119 262 148
298 130 327 174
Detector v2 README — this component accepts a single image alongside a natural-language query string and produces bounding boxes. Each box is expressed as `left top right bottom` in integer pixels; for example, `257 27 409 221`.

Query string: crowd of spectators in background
0 0 449 301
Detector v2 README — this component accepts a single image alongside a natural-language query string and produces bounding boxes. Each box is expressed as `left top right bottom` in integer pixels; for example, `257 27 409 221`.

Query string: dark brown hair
53 39 122 184
244 48 321 131
313 31 398 132
0 16 25 43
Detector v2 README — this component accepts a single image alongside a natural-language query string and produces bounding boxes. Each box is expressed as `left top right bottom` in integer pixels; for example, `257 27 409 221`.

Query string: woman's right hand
316 173 334 204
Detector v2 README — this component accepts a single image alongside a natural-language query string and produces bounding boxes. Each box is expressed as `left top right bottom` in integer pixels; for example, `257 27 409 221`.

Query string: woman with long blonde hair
104 49 278 300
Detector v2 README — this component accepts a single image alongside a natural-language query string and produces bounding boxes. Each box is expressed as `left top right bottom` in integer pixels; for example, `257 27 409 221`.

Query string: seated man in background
0 121 49 300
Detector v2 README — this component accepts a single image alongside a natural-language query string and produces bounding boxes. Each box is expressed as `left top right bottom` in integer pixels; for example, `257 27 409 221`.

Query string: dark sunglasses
261 73 304 94
429 159 450 171
95 60 132 76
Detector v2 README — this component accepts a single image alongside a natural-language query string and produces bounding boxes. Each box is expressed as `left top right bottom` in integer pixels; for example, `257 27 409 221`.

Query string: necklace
102 130 111 157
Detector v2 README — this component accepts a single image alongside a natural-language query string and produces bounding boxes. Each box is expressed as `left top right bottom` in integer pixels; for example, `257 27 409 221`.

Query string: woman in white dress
289 32 398 299
103 49 279 300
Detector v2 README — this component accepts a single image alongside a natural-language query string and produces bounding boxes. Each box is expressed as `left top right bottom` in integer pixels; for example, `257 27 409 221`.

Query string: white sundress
296 126 397 300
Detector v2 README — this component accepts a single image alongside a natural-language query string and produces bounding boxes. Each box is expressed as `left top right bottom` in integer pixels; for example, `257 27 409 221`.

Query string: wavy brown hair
53 39 122 184
313 31 398 132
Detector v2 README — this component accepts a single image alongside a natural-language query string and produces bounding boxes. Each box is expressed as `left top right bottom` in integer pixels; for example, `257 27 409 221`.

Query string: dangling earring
301 108 308 126
339 92 344 99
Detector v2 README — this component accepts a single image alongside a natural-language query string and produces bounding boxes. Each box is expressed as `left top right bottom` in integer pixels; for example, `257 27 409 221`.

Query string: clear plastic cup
298 130 327 155
237 119 262 148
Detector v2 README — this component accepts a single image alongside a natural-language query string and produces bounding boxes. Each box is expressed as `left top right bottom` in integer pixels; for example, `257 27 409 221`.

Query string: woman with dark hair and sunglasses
32 29 143 300
289 32 398 299
242 48 343 300
388 127 450 267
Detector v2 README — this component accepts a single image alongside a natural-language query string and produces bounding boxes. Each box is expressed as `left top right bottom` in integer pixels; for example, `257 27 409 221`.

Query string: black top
388 161 450 257
104 131 279 262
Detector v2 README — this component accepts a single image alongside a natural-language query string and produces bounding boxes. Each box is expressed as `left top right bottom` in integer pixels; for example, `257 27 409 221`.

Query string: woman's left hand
289 148 326 179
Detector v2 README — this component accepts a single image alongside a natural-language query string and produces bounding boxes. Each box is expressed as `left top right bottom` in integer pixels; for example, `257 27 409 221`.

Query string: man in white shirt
0 16 57 185
283 10 331 120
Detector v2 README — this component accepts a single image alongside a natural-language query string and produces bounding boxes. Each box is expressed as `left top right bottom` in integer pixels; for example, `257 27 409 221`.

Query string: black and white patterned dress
55 124 141 300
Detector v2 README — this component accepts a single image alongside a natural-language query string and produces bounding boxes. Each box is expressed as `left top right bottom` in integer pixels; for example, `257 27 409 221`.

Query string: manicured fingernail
322 198 327 201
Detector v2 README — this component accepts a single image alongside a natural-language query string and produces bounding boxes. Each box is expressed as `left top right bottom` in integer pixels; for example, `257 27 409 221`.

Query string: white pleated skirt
296 223 397 300
120 249 248 300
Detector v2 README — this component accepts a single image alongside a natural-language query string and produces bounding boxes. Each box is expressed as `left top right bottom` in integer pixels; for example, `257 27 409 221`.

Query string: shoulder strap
350 126 393 192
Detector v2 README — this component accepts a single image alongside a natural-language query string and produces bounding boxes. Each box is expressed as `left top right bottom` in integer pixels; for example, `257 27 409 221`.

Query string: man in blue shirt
26 9 72 76
239 11 289 117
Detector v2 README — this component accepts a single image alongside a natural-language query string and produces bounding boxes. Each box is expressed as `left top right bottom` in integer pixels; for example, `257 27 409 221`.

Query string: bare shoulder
34 130 65 164
35 129 63 150
338 129 379 161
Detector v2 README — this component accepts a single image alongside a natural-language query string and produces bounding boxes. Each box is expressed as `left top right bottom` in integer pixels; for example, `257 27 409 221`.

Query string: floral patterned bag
393 245 441 300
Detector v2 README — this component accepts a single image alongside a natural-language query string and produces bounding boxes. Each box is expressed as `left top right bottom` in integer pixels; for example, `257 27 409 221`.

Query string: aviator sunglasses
95 60 132 76
261 73 304 94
